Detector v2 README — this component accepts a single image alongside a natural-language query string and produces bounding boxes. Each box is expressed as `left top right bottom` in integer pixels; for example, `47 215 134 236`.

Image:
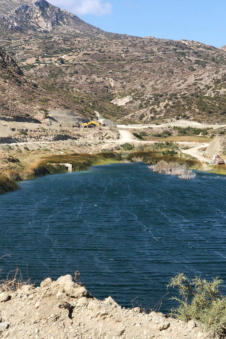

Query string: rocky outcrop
151 161 196 179
0 274 215 338
0 0 100 34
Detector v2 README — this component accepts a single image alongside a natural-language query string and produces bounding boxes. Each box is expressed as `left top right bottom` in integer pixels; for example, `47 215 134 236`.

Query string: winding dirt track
116 125 212 164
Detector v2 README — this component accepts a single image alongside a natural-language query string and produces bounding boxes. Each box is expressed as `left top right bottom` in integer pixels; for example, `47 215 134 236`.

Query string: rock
0 322 10 330
57 275 74 288
40 278 52 288
158 322 170 331
56 275 88 298
133 307 141 313
104 296 119 308
188 320 197 329
151 161 196 179
0 293 11 303
35 302 40 309
56 291 65 300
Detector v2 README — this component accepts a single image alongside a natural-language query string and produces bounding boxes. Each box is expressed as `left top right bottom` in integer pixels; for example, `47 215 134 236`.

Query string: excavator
82 121 100 128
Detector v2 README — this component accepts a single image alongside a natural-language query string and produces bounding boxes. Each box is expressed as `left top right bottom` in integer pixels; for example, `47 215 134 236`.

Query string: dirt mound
0 274 215 338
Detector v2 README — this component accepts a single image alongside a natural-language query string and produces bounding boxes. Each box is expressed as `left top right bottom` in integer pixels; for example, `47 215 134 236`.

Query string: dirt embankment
0 275 215 339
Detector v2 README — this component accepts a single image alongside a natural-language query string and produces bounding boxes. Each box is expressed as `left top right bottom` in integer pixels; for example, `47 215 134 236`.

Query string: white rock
0 322 10 330
187 320 197 329
104 296 119 308
111 96 132 106
40 278 52 288
35 302 40 309
56 275 87 298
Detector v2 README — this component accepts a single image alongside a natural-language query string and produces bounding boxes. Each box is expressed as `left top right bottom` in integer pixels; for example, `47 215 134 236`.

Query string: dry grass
210 165 226 176
0 267 31 292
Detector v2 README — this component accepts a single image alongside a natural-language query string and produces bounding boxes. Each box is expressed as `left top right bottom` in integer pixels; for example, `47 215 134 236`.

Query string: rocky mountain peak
0 0 99 33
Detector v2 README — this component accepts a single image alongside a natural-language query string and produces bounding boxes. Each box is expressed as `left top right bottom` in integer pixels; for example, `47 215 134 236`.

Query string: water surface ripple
0 163 226 311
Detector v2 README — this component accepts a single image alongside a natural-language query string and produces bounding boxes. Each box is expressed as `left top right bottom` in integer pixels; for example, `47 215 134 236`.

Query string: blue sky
49 0 226 47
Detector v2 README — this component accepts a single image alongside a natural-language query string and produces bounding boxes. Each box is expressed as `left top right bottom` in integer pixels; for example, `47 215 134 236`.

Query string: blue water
0 163 226 312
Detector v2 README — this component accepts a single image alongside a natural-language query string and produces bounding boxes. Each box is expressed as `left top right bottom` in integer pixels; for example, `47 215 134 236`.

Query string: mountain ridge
0 0 225 123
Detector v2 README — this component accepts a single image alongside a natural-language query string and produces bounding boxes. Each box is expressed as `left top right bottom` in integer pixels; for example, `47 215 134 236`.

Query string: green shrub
121 143 134 151
0 175 18 194
174 127 209 136
169 274 226 337
133 131 148 140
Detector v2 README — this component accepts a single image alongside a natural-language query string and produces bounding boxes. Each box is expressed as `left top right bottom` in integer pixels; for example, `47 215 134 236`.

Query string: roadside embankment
0 274 215 339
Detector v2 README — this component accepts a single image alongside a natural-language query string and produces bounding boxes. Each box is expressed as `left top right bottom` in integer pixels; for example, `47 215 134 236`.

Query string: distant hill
0 0 226 123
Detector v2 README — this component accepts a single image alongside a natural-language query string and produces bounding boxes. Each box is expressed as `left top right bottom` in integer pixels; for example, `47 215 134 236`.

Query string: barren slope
0 0 225 123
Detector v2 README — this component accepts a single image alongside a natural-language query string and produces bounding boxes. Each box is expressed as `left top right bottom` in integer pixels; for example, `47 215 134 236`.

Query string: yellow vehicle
82 121 100 128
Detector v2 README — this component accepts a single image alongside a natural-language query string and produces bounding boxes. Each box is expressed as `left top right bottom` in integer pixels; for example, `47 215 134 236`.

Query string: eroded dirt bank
0 275 216 339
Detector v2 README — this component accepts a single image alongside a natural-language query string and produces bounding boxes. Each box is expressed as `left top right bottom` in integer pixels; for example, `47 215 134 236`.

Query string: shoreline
0 274 215 339
1 148 225 196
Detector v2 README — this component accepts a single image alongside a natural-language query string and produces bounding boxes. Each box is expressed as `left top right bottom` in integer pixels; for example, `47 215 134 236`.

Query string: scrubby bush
169 274 226 337
121 143 134 151
174 127 209 136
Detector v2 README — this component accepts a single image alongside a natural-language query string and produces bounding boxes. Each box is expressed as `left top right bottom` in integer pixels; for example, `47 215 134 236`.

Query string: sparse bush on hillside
174 127 209 136
152 130 172 138
169 274 226 337
121 143 134 151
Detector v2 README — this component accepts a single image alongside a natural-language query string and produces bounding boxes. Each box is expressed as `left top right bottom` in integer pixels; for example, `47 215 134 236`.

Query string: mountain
0 0 226 123
0 0 100 34
0 47 38 121
0 47 80 122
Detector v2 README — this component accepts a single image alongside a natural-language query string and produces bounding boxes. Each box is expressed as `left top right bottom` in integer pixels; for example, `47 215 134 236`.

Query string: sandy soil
0 275 215 339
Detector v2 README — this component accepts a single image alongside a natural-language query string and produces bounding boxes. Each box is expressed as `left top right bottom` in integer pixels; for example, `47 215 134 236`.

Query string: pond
0 163 225 312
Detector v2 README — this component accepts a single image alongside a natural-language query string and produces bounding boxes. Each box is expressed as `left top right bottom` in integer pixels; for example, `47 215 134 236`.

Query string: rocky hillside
0 47 40 121
0 274 215 339
0 47 84 122
0 0 225 123
0 0 100 34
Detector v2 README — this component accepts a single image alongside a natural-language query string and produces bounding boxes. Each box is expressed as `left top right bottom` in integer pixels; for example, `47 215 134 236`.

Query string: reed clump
0 174 18 194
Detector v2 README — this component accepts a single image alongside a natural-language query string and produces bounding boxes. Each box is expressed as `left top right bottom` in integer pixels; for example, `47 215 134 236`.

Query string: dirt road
118 120 226 130
182 143 210 164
